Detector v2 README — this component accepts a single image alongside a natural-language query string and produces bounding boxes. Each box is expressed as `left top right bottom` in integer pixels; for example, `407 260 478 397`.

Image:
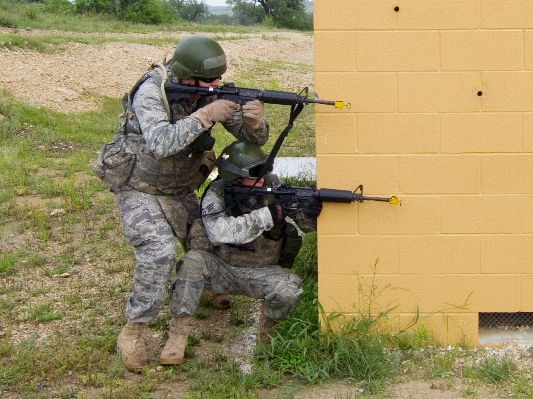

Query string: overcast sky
205 0 228 6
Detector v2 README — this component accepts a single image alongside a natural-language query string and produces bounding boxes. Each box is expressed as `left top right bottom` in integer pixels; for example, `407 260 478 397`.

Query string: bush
121 0 174 24
74 0 114 15
44 0 75 14
0 15 17 28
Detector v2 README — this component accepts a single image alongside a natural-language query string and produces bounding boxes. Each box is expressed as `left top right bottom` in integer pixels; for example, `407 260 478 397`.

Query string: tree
229 0 264 25
227 0 311 30
170 0 209 23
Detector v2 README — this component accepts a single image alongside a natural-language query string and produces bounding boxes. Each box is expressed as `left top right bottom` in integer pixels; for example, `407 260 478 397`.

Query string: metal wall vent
479 312 533 328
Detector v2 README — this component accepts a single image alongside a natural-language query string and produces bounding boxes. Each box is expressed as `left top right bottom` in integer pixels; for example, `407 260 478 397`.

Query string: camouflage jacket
201 178 315 268
122 66 269 195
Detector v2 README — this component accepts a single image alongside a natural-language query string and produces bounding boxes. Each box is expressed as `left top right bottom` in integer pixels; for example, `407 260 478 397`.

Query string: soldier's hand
242 100 264 130
300 198 322 218
190 100 238 128
267 196 297 222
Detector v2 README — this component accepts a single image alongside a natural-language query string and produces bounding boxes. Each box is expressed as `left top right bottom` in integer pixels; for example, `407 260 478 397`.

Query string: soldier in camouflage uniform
93 35 269 372
166 141 322 362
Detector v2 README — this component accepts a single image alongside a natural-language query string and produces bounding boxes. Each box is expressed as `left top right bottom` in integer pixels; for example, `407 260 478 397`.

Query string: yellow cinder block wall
314 0 533 346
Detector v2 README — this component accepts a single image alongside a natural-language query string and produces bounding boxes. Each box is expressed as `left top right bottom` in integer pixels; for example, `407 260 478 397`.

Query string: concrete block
399 155 481 194
399 235 480 275
315 72 397 113
317 204 358 236
520 275 533 309
398 0 480 29
482 155 533 193
526 31 533 70
357 113 440 154
357 31 439 71
525 113 533 152
318 235 398 275
316 113 357 154
441 112 523 153
441 31 523 71
317 154 398 194
521 195 533 233
398 314 478 347
359 196 440 235
314 31 356 72
481 235 533 274
441 195 521 234
439 275 521 312
482 0 533 28
481 72 533 112
360 275 441 313
398 72 482 112
318 273 359 314
314 0 398 30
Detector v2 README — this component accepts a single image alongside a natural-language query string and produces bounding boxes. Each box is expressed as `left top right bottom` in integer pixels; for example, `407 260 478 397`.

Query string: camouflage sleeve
201 184 274 245
132 78 205 159
220 106 270 146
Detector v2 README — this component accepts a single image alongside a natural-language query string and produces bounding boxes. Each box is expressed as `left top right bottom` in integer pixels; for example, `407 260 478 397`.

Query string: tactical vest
208 179 302 268
93 64 215 195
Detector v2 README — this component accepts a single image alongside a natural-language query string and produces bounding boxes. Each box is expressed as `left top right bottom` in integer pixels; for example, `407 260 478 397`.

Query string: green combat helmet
170 35 227 79
216 141 269 182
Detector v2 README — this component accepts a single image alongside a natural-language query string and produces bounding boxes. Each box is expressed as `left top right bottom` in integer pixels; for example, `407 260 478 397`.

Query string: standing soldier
93 35 269 372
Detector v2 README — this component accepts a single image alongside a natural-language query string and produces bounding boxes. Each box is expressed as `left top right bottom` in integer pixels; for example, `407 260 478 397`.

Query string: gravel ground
0 29 313 113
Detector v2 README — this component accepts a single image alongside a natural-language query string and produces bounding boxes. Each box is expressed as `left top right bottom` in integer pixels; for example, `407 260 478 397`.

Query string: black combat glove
300 198 323 218
190 131 215 153
268 196 297 223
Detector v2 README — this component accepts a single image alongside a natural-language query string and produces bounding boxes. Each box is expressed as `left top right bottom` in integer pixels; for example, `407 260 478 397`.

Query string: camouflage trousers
114 186 199 323
169 250 303 321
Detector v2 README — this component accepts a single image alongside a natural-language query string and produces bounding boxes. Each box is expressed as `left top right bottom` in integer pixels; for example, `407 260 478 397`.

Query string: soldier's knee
182 249 210 263
265 276 303 311
177 250 210 272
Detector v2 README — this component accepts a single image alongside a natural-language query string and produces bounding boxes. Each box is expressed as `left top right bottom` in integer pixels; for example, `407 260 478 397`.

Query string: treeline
16 0 313 30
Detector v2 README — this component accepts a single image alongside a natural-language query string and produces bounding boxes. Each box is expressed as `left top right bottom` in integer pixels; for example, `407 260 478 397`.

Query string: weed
229 296 255 327
476 356 516 384
0 249 23 275
201 330 224 343
18 302 63 323
256 253 391 394
193 306 213 320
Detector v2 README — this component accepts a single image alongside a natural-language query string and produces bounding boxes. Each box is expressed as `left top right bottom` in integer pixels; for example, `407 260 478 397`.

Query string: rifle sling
254 102 305 184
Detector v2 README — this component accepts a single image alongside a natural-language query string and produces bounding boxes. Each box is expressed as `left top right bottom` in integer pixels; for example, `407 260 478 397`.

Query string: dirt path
0 30 313 113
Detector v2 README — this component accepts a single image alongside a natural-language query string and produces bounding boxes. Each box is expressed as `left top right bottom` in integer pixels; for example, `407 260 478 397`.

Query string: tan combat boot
117 321 150 372
257 306 278 345
204 289 231 310
159 315 191 365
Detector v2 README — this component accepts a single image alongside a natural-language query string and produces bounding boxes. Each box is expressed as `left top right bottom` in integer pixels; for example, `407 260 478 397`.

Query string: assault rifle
225 183 400 217
164 82 349 109
164 81 350 182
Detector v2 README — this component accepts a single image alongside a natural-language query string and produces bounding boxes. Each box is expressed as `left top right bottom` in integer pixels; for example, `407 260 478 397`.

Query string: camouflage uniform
112 68 269 323
169 178 316 322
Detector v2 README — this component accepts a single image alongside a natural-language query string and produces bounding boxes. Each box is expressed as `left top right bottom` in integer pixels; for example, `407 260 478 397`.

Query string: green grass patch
0 249 23 275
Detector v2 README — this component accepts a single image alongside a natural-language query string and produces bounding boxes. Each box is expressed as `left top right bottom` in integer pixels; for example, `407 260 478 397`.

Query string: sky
204 0 229 6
